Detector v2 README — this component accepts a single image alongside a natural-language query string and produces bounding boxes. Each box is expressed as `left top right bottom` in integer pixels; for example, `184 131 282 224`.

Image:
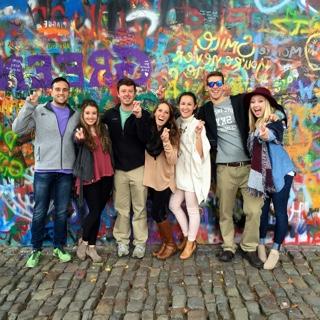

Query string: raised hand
27 89 43 106
156 85 166 100
132 100 142 118
160 127 170 143
195 121 204 136
75 127 85 141
259 124 269 141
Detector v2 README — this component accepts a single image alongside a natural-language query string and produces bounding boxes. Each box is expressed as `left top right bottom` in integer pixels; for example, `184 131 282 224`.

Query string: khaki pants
217 164 263 253
112 166 148 245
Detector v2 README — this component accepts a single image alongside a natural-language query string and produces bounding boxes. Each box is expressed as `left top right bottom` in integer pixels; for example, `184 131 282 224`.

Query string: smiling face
51 80 70 106
117 84 136 109
250 94 267 119
179 94 197 119
83 105 98 126
206 75 224 103
154 102 170 130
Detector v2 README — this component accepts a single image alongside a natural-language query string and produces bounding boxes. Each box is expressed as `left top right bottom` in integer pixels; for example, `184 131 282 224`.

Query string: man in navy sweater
102 77 149 258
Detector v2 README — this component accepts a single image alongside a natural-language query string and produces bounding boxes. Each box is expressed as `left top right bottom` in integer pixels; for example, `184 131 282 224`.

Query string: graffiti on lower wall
0 0 319 246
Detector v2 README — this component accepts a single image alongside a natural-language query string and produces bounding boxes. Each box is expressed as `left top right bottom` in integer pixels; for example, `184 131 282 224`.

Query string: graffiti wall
0 0 319 246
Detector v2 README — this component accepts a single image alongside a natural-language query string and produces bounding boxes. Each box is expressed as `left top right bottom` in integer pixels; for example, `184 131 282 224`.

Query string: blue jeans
32 172 73 250
260 175 294 248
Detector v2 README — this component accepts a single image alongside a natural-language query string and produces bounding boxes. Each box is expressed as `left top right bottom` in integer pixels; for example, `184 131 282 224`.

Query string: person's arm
161 127 177 165
195 121 204 158
12 90 42 135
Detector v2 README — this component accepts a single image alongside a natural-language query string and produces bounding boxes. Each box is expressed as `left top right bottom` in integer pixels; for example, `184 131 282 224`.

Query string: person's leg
169 189 188 237
184 191 200 241
264 175 293 270
82 180 103 244
180 191 199 260
26 172 53 267
258 196 271 262
113 170 131 247
216 165 239 253
129 166 148 248
150 188 176 259
88 176 114 245
31 172 53 250
272 175 293 249
239 165 264 268
52 173 73 262
240 166 264 252
53 174 73 248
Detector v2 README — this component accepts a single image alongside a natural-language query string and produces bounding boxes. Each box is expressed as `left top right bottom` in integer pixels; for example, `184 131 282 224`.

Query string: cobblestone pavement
1 244 320 320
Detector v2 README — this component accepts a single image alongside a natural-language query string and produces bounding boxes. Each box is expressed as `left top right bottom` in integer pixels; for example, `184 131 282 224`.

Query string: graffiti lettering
0 48 152 90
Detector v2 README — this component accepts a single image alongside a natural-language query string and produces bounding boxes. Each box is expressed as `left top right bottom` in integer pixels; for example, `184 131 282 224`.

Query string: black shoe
239 247 263 269
218 250 234 262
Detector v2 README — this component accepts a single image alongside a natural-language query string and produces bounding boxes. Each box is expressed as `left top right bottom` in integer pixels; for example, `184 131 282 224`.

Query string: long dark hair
79 99 111 153
152 101 180 147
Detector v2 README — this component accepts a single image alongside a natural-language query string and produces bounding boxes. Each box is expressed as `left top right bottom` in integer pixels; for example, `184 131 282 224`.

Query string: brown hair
153 101 180 147
117 77 137 92
206 71 224 84
79 99 111 153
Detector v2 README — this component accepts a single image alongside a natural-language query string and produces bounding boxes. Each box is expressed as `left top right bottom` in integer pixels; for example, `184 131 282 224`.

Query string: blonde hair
248 96 275 132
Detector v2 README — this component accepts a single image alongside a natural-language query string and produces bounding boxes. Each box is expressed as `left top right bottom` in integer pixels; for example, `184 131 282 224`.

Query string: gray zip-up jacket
12 100 80 170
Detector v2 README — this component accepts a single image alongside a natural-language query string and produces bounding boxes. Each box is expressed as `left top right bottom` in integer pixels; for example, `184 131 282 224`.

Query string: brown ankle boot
180 240 196 260
153 221 167 257
157 220 177 260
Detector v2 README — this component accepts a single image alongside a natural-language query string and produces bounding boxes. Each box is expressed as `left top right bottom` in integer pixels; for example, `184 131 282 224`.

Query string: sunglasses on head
207 80 223 88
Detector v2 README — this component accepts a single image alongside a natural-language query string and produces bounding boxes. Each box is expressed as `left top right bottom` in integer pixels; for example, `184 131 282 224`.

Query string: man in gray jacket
12 77 80 268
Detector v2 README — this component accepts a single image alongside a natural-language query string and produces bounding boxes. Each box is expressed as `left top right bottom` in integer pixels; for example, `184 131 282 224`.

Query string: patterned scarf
247 121 284 198
247 133 275 198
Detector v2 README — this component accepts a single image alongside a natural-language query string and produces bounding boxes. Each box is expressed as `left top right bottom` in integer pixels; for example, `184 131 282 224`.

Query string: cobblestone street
1 244 320 320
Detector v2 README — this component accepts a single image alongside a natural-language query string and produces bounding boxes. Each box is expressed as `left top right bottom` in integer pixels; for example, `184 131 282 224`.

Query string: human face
51 81 70 106
154 103 170 130
179 95 196 119
83 105 98 126
250 95 267 118
207 75 224 102
117 85 136 108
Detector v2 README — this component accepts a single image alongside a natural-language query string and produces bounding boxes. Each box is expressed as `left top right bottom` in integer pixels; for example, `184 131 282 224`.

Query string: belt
220 161 251 167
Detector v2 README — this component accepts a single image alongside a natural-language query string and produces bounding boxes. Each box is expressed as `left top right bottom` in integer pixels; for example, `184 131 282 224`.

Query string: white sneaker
132 244 145 259
117 243 129 257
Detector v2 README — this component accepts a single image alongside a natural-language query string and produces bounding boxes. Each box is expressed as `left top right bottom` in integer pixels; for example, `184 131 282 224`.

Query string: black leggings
82 176 113 244
149 187 171 223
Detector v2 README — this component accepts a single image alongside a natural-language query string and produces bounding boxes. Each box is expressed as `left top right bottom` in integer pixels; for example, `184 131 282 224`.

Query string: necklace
179 123 188 135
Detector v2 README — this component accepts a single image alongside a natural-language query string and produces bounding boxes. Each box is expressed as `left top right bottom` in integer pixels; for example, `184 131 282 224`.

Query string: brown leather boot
157 220 177 260
180 240 196 260
152 221 167 257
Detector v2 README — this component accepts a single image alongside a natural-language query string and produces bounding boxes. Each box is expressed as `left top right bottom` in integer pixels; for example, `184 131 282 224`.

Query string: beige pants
217 164 263 253
112 166 148 245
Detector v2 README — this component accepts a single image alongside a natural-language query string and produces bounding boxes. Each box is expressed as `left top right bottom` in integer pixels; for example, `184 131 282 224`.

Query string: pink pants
169 189 200 241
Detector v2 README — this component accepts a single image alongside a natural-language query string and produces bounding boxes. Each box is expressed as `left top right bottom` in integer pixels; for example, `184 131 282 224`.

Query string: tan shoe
86 245 103 263
257 244 267 263
180 240 196 260
76 238 88 260
177 237 187 250
264 249 280 270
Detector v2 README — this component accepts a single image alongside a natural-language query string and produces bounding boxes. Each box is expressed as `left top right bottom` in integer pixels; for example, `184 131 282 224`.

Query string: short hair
117 77 137 92
51 77 70 88
206 71 224 84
